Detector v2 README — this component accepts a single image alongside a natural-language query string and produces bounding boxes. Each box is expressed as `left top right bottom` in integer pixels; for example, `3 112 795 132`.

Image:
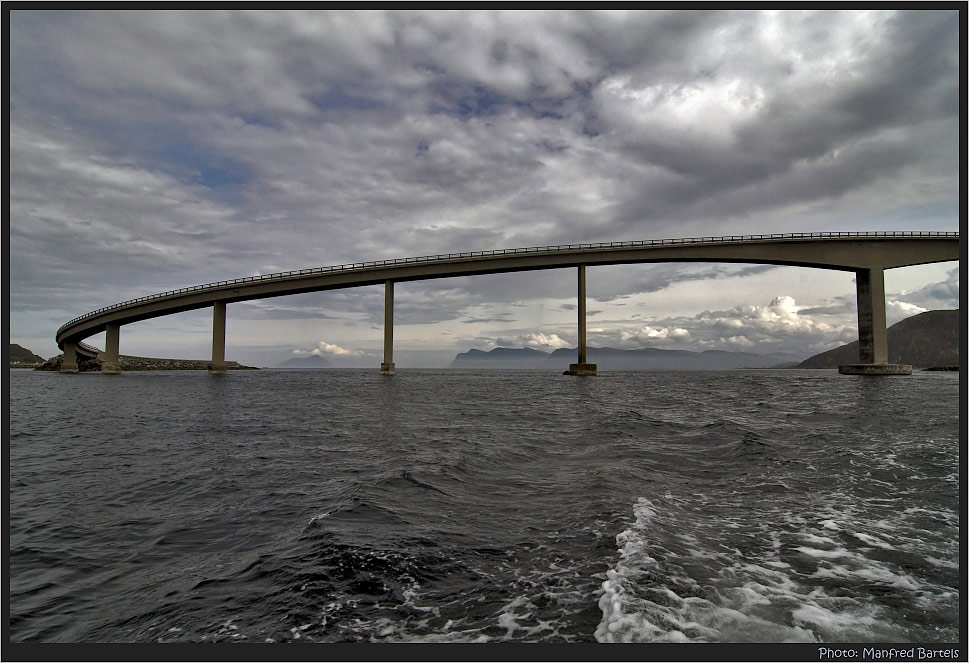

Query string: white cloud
291 341 369 357
589 294 862 357
700 296 835 335
883 265 958 325
618 325 692 346
723 335 755 348
493 332 572 350
597 75 767 147
313 341 367 357
887 300 928 319
755 296 803 325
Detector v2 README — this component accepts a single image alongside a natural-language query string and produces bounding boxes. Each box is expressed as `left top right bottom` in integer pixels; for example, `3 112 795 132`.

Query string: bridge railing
76 341 102 356
57 231 959 337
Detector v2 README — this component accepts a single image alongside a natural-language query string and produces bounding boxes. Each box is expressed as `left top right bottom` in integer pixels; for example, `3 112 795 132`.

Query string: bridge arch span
55 232 959 375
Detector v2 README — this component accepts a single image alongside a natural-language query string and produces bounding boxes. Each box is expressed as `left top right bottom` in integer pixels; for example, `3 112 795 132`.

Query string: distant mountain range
277 354 331 368
796 309 960 369
450 347 553 369
449 310 961 371
449 345 803 370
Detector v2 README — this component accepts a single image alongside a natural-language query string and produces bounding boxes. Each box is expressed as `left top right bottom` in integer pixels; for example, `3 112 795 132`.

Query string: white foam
594 495 910 643
850 531 895 550
794 545 850 559
925 556 959 569
799 533 837 546
496 595 534 638
401 585 441 617
791 602 880 633
812 563 922 591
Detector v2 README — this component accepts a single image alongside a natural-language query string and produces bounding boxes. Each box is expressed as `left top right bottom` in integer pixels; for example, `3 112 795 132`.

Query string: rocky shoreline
33 355 258 371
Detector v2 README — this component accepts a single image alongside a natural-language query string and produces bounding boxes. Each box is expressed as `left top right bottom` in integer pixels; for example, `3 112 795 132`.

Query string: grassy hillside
10 344 45 365
797 310 960 368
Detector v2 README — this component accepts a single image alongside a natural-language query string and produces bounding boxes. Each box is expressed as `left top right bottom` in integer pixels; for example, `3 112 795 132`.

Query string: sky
7 9 962 368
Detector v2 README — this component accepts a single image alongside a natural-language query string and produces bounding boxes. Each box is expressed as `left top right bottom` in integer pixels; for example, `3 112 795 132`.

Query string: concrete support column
840 267 910 375
568 265 597 376
578 264 587 364
856 267 888 364
209 301 228 374
60 341 79 373
102 323 121 374
380 280 395 375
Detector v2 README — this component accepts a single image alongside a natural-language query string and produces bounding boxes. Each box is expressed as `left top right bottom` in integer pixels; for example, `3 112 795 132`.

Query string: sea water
7 368 960 644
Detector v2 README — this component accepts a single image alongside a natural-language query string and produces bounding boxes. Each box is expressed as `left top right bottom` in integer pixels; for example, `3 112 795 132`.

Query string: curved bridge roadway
56 232 959 375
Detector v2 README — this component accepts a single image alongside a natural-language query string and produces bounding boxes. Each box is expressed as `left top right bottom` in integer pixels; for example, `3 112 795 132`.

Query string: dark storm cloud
590 264 778 303
797 299 856 317
230 282 509 327
907 266 960 306
591 11 959 232
233 298 345 321
461 316 517 325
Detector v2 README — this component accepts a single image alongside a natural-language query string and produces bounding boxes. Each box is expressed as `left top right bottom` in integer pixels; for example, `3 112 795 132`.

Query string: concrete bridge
55 232 959 376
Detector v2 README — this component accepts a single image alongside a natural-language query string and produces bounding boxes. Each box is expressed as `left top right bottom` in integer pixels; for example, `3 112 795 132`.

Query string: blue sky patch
306 89 384 113
149 136 250 196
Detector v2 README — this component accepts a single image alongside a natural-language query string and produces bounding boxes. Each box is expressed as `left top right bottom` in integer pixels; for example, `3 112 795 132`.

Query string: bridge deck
57 231 959 350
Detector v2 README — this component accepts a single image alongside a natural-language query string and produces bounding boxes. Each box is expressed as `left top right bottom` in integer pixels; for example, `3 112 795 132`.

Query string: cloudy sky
8 9 961 367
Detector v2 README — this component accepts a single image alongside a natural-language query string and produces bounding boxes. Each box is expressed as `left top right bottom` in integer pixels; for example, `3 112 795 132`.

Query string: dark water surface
7 368 960 644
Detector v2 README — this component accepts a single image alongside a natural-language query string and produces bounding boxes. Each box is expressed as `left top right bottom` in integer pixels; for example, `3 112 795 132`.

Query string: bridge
55 232 959 376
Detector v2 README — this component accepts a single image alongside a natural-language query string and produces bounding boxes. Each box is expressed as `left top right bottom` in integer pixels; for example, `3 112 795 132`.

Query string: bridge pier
380 280 395 375
60 341 79 373
839 267 911 375
209 301 228 374
101 323 121 374
568 264 597 376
